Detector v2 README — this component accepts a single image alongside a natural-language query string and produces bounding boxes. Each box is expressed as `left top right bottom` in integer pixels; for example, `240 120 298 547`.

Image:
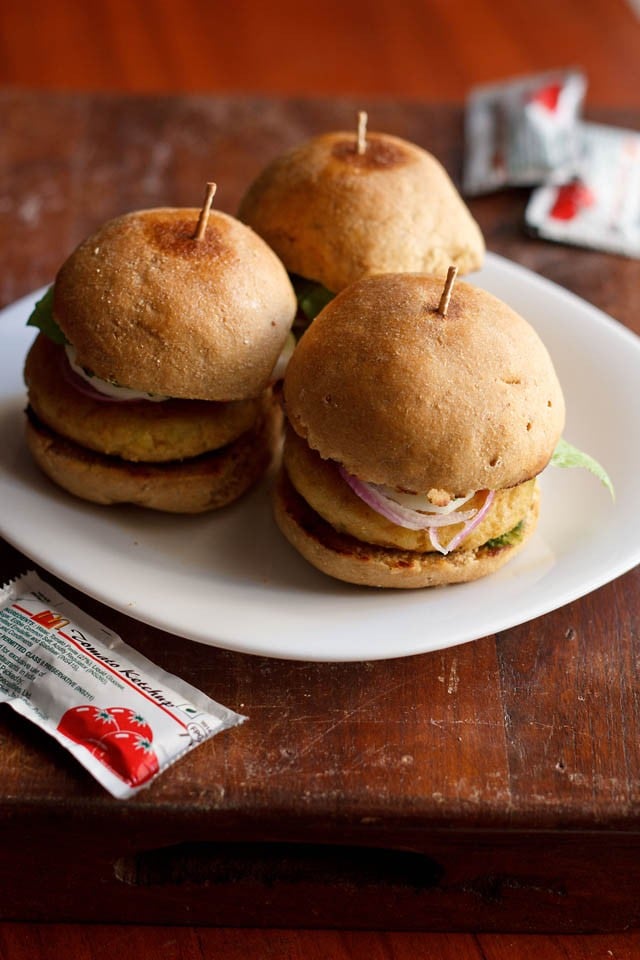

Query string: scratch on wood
436 656 460 694
429 718 502 729
291 678 412 761
447 658 459 695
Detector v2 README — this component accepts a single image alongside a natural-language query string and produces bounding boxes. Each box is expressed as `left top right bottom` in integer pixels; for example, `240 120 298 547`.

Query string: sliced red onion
338 467 478 531
375 485 475 515
430 489 496 555
429 527 446 554
338 465 497 556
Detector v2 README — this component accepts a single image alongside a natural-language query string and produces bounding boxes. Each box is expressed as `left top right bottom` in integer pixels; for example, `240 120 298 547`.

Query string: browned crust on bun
274 468 540 588
25 334 265 462
25 403 282 514
238 131 485 292
53 208 296 401
284 274 565 496
283 425 537 553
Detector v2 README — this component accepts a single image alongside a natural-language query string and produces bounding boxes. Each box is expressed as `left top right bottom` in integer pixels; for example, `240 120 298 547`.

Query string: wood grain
1 0 640 928
2 925 640 960
1 94 639 949
0 0 639 106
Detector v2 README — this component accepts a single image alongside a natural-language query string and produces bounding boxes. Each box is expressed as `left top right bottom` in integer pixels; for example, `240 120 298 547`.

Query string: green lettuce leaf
550 438 615 500
292 275 335 322
27 287 67 345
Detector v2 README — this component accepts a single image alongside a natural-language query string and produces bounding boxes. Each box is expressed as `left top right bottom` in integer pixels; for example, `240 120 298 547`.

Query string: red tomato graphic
549 181 595 221
105 707 153 742
83 739 112 762
530 82 562 112
57 705 120 744
57 705 157 785
101 731 160 786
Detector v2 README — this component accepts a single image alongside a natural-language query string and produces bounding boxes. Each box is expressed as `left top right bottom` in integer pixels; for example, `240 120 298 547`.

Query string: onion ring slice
338 467 478 531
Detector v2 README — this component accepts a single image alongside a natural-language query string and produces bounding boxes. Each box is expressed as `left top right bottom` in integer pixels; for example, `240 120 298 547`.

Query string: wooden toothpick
356 110 368 155
437 265 458 317
193 181 217 240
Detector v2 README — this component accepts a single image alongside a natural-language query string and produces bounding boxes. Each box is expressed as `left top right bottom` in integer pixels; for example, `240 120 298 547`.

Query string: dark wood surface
1 91 639 952
2 1 640 951
4 926 640 960
1 0 640 107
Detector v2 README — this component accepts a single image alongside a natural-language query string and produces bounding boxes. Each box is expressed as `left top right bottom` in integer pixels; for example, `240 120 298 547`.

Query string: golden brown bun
25 335 263 462
26 402 281 514
238 131 485 292
53 208 296 401
284 274 565 496
283 425 537 553
274 468 540 588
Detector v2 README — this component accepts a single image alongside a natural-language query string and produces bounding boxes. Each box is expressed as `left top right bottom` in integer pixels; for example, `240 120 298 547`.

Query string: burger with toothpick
24 184 297 513
238 113 486 330
275 267 571 587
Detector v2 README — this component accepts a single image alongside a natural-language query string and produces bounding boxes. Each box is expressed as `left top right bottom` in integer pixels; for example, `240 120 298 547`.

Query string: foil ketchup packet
0 570 245 799
525 122 640 258
464 69 587 195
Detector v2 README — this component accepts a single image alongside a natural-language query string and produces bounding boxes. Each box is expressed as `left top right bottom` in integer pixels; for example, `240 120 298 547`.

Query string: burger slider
238 113 485 328
24 189 296 512
275 270 566 588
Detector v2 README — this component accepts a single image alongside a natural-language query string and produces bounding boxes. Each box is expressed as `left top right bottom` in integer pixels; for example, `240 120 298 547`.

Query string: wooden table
1 90 640 952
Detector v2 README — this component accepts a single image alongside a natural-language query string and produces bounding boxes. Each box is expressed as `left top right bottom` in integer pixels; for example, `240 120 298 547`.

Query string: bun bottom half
274 468 540 588
26 404 281 514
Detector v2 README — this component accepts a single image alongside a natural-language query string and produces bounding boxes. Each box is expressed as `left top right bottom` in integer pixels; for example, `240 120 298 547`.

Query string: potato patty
283 426 537 553
25 402 281 514
274 466 540 588
25 334 263 462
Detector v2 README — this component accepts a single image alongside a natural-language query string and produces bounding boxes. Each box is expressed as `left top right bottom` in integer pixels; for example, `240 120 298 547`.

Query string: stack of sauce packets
463 69 640 259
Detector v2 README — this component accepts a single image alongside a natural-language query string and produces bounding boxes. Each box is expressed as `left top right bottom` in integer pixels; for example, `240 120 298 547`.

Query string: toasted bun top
238 131 485 293
53 208 296 400
284 273 565 495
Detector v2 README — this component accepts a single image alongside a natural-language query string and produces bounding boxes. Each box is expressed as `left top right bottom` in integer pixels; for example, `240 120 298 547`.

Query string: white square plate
1 253 638 661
